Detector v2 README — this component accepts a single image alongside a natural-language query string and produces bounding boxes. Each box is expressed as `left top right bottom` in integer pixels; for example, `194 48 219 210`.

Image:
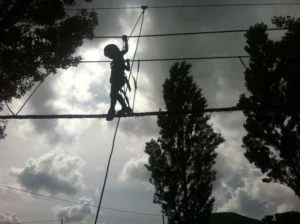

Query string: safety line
90 28 286 39
128 12 144 39
132 60 140 111
65 2 300 10
127 10 145 91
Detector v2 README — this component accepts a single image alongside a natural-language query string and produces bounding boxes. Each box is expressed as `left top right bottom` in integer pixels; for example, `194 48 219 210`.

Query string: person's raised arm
121 35 128 55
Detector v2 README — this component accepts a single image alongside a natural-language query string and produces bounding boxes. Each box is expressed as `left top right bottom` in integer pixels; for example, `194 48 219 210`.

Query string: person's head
104 44 120 59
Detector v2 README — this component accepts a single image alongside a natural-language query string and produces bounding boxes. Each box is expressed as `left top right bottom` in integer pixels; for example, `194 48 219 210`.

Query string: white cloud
9 150 85 196
210 112 300 219
217 173 300 219
53 197 94 223
95 188 100 197
0 173 7 195
118 156 150 185
0 213 21 224
95 167 104 172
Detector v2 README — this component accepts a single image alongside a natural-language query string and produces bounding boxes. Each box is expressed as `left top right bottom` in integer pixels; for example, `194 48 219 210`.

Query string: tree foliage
238 16 300 197
261 211 300 224
145 62 224 224
0 0 98 138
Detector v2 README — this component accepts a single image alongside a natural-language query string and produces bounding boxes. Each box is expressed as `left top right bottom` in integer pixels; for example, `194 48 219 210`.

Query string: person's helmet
104 44 119 58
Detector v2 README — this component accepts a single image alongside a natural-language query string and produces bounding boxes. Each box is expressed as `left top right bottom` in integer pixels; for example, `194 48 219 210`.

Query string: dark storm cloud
131 0 300 109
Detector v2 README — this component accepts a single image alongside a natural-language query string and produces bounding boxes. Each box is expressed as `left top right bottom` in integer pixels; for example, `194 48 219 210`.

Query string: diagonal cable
16 75 49 115
132 60 140 111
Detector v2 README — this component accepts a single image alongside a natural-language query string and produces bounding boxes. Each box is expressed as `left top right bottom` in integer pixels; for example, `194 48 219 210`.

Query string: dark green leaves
0 0 98 139
238 16 300 197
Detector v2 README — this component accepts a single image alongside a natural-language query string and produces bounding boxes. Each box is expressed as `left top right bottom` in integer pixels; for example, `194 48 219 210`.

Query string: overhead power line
0 194 54 209
90 28 286 39
12 220 55 224
66 2 300 10
0 184 161 217
0 105 292 120
79 55 251 63
147 2 300 8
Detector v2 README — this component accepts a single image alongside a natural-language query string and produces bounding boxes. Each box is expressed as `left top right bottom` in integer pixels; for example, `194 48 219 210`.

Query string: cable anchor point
141 5 148 12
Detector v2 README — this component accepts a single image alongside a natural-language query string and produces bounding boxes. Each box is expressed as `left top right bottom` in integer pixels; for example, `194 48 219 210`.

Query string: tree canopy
0 0 98 138
238 16 300 197
261 211 300 224
145 62 224 224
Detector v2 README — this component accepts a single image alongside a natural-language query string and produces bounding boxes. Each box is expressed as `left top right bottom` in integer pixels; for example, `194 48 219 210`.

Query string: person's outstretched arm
121 35 128 55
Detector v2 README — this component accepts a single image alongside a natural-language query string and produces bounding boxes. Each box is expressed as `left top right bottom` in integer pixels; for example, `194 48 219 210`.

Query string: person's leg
116 93 127 108
109 83 117 111
115 79 127 109
116 90 132 115
107 84 117 121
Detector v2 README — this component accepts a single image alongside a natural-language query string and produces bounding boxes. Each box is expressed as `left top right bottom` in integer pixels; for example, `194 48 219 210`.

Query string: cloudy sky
1 0 300 224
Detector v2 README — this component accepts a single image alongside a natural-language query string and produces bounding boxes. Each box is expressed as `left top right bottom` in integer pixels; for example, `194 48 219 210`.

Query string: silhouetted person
104 35 132 121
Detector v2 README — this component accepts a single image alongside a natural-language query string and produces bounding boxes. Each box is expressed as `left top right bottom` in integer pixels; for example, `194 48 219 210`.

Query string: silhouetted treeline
0 0 98 138
238 16 300 198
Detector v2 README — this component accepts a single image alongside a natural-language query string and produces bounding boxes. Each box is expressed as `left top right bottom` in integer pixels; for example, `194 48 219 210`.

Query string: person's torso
111 56 125 73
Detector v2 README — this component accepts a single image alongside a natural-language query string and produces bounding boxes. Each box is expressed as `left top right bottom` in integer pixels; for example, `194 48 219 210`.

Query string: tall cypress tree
145 62 224 224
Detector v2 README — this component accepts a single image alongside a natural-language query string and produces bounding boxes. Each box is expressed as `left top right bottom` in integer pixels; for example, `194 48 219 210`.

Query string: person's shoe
106 109 116 121
117 106 132 116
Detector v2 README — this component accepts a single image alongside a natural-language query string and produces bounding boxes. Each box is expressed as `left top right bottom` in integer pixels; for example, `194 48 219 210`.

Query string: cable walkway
0 105 292 120
79 55 251 63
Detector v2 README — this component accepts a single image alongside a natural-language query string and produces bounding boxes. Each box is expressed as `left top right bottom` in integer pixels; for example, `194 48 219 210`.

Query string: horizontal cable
66 2 300 10
79 56 250 63
0 105 291 120
0 184 161 217
12 220 55 224
90 28 286 39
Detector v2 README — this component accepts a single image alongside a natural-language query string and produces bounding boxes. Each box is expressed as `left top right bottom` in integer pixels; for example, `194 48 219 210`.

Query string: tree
0 0 98 138
145 62 224 224
261 211 300 224
238 16 300 197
